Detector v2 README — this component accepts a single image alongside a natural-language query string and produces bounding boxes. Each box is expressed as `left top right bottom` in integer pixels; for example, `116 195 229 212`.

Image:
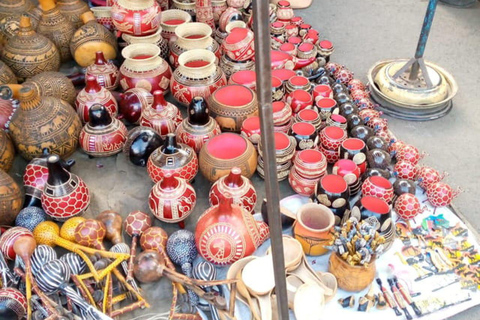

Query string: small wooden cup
328 252 376 292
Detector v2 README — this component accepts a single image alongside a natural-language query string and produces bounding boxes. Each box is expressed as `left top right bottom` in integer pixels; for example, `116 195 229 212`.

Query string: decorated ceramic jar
147 134 198 183
276 0 294 22
272 101 293 127
41 154 90 221
361 176 394 204
195 193 269 265
293 149 327 179
169 22 221 68
208 85 258 132
0 61 16 85
176 97 221 153
212 0 227 24
119 88 153 124
199 133 257 182
228 70 257 90
366 148 392 170
286 89 313 114
79 104 128 157
314 174 350 208
122 28 169 61
56 0 89 28
366 136 389 152
120 43 172 94
172 0 196 19
240 116 261 147
149 174 196 224
286 75 312 94
314 98 336 121
159 9 192 40
76 76 118 124
0 169 22 225
394 193 426 220
218 7 242 32
339 138 367 173
123 126 163 166
219 54 256 78
320 126 347 151
426 182 461 208
288 166 319 197
171 49 227 105
332 159 361 195
140 90 182 138
209 167 257 214
258 131 296 165
85 51 120 91
111 0 161 36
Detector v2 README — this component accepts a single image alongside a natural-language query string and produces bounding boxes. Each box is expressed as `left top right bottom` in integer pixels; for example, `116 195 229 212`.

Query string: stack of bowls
294 109 322 133
257 132 296 181
272 101 293 133
312 174 350 225
319 126 347 164
288 149 327 196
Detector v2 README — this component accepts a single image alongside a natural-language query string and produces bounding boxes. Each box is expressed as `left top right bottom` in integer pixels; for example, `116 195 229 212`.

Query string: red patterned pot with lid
176 96 221 153
209 167 257 214
85 51 120 91
394 193 426 220
170 49 227 106
149 174 196 225
195 193 269 265
426 182 461 209
119 88 153 124
147 133 198 183
79 104 128 157
417 166 446 191
120 43 172 94
140 90 182 138
75 76 118 124
111 0 161 36
41 154 90 221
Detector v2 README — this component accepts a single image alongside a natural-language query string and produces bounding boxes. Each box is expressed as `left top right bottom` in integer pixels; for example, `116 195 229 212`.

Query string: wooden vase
37 0 76 62
0 16 60 80
0 130 14 172
70 11 118 67
0 169 23 225
328 252 376 292
9 87 82 160
57 0 90 29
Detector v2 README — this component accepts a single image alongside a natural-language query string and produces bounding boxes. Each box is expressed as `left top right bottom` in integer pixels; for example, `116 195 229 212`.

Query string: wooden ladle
13 236 36 320
226 256 259 319
242 255 276 320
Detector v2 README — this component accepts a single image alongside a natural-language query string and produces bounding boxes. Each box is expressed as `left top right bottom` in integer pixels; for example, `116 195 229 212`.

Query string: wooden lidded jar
9 87 82 160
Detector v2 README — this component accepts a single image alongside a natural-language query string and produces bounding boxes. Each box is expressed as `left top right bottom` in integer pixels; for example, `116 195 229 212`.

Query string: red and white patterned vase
0 226 33 260
111 0 161 36
394 160 418 180
195 0 215 29
209 167 257 214
394 193 426 220
120 43 172 94
149 174 196 224
140 90 182 138
426 182 461 208
75 76 118 124
147 133 198 183
396 144 426 166
85 51 120 91
79 104 128 157
41 154 90 221
417 166 447 191
195 193 269 266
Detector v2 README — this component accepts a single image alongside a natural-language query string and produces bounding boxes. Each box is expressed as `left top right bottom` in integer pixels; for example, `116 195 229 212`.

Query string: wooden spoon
235 270 261 320
286 275 304 310
293 283 325 320
226 256 258 319
316 272 338 302
242 255 275 320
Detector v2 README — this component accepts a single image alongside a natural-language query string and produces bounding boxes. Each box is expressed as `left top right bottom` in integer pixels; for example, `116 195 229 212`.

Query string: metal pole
252 1 289 319
409 0 439 80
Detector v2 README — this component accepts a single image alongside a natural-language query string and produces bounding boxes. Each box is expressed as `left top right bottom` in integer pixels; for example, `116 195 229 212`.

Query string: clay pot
287 89 313 114
199 133 257 182
208 85 258 132
361 176 394 204
0 169 23 225
258 131 296 164
313 174 350 209
195 0 214 29
212 0 227 25
119 88 153 124
90 6 115 32
295 109 321 133
332 158 361 187
37 0 76 62
293 203 335 256
9 87 81 160
169 22 220 68
240 116 261 147
328 252 375 292
0 61 16 85
41 154 89 221
0 0 34 21
111 0 161 36
286 76 312 94
79 104 128 157
147 134 198 183
352 196 391 231
195 193 269 265
0 287 27 319
85 51 120 91
149 174 196 224
140 90 182 138
76 76 118 124
171 49 227 105
0 130 14 172
222 27 255 62
209 167 257 214
0 227 33 260
218 7 242 32
314 98 336 121
289 122 318 151
389 140 406 158
123 126 163 166
276 0 294 22
159 9 192 40
120 43 172 94
272 101 293 126
175 96 221 153
1 16 60 80
426 182 461 208
394 193 426 220
122 28 169 61
320 126 347 151
70 12 118 67
339 138 367 173
56 0 90 29
23 149 75 208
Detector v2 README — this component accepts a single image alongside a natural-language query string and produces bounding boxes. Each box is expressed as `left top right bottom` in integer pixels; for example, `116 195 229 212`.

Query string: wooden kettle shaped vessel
195 194 270 266
70 11 118 67
140 90 182 138
9 87 82 160
176 96 221 153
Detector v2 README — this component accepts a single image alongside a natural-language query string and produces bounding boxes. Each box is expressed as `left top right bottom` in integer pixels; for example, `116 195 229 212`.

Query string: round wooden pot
328 252 376 292
208 84 258 132
199 133 257 182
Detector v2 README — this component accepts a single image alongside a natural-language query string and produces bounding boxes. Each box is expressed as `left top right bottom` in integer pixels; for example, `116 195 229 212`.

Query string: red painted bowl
315 98 337 120
228 70 257 90
294 149 327 179
314 174 349 208
313 84 333 101
320 126 347 151
241 116 261 146
286 89 313 114
361 176 394 204
272 68 296 83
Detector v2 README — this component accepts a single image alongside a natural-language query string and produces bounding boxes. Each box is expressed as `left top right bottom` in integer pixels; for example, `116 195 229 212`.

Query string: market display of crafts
0 0 478 319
